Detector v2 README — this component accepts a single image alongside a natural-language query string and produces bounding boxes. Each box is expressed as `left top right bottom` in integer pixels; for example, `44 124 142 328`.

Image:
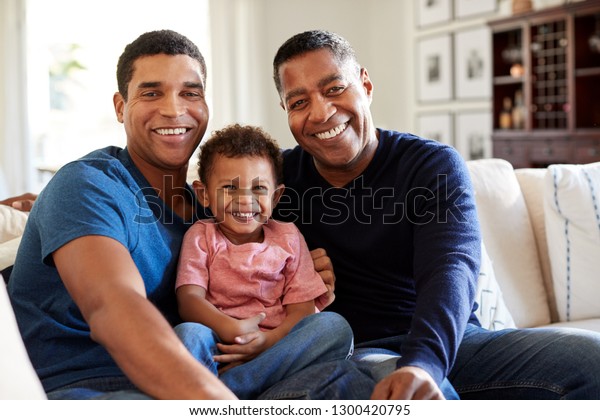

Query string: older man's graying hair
272 29 361 95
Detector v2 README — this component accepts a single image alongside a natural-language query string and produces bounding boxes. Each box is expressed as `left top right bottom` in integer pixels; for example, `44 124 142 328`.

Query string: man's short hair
272 29 360 95
116 29 207 101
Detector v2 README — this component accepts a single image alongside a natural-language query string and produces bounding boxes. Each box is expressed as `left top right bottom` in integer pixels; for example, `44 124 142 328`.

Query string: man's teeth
315 123 348 140
155 128 187 135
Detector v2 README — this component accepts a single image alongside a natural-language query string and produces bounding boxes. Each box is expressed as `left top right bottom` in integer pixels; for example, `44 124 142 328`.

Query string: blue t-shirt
276 129 481 385
8 147 208 392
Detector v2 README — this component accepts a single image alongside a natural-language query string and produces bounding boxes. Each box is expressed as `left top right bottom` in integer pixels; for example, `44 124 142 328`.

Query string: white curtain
0 0 34 197
207 0 269 132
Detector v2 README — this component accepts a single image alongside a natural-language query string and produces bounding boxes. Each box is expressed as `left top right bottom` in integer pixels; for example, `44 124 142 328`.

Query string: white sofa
2 157 600 399
467 158 600 332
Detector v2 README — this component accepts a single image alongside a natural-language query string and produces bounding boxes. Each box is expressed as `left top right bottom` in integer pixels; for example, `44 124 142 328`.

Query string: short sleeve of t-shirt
35 155 141 265
276 221 327 306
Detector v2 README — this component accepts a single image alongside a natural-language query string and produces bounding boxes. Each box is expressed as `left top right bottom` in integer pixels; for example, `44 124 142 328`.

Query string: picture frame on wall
455 0 497 19
416 0 452 28
417 34 453 102
454 26 492 100
416 112 453 146
455 110 492 161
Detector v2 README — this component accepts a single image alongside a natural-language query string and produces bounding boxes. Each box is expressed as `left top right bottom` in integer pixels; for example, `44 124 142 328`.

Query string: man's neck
129 154 194 220
315 137 379 188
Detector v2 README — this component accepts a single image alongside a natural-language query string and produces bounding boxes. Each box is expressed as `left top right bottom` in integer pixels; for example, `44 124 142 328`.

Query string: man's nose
308 97 335 123
160 94 185 117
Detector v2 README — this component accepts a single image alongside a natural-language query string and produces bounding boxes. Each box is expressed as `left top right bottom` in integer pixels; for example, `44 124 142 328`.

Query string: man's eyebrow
184 81 204 89
137 81 161 89
135 81 204 89
318 74 344 89
284 87 307 104
284 73 343 103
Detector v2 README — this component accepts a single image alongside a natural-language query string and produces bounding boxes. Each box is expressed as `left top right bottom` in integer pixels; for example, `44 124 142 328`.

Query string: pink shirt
176 219 327 330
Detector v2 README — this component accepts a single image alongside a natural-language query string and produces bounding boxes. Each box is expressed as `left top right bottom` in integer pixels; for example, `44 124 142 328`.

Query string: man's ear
192 180 210 207
360 68 374 104
113 92 125 123
272 184 285 207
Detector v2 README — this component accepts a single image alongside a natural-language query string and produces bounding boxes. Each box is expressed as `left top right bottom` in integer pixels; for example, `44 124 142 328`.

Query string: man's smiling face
114 53 209 172
278 48 377 180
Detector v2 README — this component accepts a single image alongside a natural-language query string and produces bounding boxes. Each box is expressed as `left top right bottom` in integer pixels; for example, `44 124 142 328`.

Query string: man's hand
0 193 38 212
311 248 335 310
371 366 444 400
214 329 274 372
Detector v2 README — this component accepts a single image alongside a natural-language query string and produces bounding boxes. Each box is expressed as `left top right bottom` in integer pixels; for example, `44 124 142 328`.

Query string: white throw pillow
475 242 516 330
544 162 600 322
0 204 28 244
0 204 28 271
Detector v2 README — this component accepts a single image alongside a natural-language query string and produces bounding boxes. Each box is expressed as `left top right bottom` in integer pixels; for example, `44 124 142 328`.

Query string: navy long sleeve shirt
276 129 481 384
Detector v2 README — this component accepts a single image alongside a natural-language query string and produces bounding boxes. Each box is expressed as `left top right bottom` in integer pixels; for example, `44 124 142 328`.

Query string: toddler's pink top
176 219 327 330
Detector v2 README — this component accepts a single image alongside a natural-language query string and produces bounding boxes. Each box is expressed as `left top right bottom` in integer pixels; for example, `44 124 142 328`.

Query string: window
26 0 211 190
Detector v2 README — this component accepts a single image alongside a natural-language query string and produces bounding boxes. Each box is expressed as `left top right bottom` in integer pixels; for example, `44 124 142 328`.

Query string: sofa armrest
0 279 46 399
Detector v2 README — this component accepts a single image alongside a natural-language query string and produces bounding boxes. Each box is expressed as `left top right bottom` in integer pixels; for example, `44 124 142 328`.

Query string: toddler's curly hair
197 124 283 185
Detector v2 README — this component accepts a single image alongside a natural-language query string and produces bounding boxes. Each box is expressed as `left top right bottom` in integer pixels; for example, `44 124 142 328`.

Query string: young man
7 30 373 400
271 29 600 400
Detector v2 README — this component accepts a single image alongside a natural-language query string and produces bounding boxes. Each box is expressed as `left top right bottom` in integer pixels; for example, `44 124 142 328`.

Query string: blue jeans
271 323 600 400
46 377 151 400
450 324 600 399
47 312 375 400
352 336 460 400
175 312 358 399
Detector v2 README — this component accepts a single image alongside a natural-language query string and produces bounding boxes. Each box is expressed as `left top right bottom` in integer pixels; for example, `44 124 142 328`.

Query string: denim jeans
47 312 374 400
352 336 460 400
47 377 152 400
450 324 600 399
175 312 358 399
272 323 600 400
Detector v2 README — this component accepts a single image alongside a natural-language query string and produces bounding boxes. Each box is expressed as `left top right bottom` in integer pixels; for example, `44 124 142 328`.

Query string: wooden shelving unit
488 0 600 168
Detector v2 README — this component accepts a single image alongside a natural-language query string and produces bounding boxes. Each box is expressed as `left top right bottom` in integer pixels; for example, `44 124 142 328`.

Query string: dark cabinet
489 0 600 168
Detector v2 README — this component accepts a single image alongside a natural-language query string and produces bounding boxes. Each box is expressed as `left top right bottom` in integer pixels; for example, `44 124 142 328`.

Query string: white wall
215 0 414 149
0 0 585 194
259 0 413 148
209 0 577 150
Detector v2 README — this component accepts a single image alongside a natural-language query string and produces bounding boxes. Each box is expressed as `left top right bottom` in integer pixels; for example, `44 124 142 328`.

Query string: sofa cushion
475 242 516 330
544 162 600 322
515 168 558 322
467 159 551 328
0 204 28 244
0 204 27 274
0 277 46 399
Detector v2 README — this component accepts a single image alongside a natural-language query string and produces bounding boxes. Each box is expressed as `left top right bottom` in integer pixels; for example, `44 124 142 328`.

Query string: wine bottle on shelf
499 96 513 129
512 90 525 129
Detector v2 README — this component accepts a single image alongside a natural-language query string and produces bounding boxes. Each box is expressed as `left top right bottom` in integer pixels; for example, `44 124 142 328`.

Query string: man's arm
53 235 236 400
0 193 37 211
